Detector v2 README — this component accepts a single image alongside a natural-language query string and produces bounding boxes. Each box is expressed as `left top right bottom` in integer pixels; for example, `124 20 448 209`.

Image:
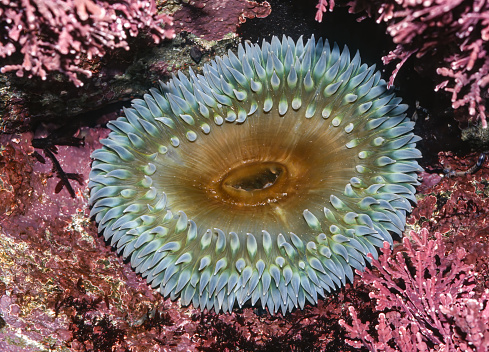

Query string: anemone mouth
218 161 288 202
89 35 422 315
210 160 292 207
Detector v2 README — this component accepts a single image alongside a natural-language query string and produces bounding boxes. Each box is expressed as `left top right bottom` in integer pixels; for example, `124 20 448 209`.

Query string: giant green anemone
89 35 422 315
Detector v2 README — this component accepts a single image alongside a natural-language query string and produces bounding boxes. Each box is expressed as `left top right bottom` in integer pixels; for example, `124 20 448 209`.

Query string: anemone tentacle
89 35 422 315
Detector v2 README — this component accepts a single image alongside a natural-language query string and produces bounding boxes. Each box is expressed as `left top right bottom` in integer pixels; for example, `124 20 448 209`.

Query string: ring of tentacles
89 35 421 315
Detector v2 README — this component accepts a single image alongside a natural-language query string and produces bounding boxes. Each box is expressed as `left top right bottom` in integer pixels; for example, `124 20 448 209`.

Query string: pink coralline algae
173 0 271 41
410 152 489 290
411 153 489 237
0 131 199 351
0 0 175 86
315 0 489 128
339 228 489 352
315 0 334 22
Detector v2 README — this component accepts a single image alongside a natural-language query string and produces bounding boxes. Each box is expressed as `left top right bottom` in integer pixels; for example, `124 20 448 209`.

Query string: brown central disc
151 108 357 236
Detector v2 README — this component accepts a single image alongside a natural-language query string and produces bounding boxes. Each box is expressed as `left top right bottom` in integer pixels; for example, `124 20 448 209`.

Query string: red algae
0 129 199 351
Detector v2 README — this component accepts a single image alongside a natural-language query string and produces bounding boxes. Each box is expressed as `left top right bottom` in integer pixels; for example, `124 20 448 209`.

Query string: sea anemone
89 35 422 315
